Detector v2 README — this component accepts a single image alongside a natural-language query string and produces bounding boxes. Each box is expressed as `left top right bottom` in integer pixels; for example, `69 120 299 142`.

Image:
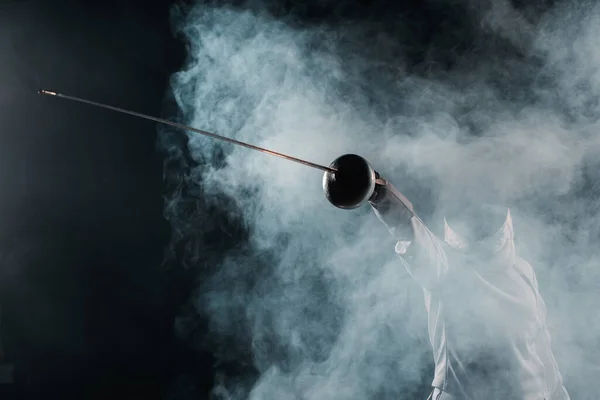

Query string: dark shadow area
0 0 214 398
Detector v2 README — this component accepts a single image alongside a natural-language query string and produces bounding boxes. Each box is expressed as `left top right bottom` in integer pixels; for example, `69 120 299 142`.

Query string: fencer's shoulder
514 255 533 268
513 256 538 281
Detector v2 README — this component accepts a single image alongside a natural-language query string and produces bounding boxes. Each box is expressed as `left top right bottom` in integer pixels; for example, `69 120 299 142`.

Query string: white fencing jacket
370 184 570 399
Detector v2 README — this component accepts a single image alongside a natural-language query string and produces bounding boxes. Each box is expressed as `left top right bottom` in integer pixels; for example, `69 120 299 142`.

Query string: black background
1 0 189 398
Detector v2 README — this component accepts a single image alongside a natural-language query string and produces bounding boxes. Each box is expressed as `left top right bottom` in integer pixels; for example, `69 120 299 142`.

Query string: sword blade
38 89 337 174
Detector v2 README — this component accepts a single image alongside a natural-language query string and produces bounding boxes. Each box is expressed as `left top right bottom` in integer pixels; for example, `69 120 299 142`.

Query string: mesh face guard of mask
443 203 510 246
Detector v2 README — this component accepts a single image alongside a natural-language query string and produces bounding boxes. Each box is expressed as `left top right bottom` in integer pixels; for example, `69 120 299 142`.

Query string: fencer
36 89 572 399
369 177 570 400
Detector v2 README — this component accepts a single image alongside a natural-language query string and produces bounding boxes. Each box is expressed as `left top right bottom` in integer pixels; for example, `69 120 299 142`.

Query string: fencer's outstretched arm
368 176 449 289
368 175 415 240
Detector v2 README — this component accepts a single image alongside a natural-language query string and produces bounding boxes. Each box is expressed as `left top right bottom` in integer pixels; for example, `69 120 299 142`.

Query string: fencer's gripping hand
368 173 415 242
368 171 385 203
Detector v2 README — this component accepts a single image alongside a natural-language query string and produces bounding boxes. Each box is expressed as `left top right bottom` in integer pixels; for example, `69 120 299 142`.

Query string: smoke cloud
161 1 600 398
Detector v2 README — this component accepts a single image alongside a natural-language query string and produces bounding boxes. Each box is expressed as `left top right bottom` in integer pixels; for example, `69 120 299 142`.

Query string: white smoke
162 1 600 398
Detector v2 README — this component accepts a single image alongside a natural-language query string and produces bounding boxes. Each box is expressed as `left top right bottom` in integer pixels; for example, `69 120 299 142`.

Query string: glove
368 171 385 203
368 173 415 241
